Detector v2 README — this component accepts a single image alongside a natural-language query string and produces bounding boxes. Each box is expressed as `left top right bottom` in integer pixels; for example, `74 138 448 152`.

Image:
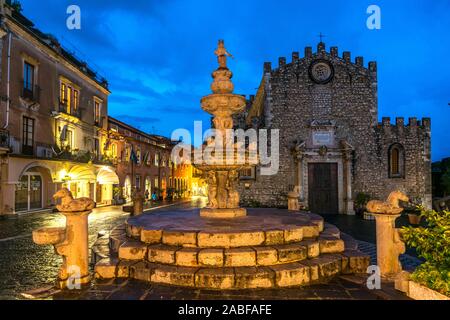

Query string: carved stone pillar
343 149 355 215
32 188 95 289
372 213 405 277
33 210 92 289
292 141 305 207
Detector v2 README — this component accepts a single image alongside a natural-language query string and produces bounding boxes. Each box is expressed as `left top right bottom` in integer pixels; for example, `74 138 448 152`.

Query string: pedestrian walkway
357 240 422 271
54 274 409 300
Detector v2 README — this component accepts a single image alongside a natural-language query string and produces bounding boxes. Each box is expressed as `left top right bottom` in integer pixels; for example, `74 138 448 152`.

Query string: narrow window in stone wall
23 62 35 100
145 151 151 166
239 167 255 180
22 116 35 155
391 148 399 175
388 144 405 178
136 148 141 164
135 175 141 191
94 99 102 125
111 143 117 158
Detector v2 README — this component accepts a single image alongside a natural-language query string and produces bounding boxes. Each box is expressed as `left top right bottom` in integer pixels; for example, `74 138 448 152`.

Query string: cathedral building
237 42 431 214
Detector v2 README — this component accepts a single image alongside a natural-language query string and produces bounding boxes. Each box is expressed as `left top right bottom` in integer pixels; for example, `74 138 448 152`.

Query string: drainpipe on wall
3 31 11 129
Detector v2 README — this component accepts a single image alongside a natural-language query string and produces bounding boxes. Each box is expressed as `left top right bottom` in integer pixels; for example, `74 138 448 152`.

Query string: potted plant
166 188 175 201
355 192 371 216
407 210 422 225
405 198 422 225
401 208 450 299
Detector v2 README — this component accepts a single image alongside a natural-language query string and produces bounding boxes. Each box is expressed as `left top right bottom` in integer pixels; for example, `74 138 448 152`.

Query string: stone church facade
236 42 432 214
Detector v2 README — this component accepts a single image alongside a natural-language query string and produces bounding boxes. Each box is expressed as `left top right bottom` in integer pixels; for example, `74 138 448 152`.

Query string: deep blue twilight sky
19 0 449 161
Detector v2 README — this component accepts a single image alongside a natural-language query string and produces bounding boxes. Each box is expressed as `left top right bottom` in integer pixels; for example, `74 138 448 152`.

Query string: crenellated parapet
262 42 377 76
378 117 431 131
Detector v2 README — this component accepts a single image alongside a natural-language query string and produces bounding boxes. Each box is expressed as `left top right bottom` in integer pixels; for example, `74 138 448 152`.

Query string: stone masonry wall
237 42 431 211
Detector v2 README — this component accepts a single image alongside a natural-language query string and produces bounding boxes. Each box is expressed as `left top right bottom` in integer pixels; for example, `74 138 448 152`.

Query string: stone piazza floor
0 197 421 300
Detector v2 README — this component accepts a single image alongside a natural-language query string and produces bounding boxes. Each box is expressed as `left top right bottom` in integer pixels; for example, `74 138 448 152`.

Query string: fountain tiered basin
93 208 370 290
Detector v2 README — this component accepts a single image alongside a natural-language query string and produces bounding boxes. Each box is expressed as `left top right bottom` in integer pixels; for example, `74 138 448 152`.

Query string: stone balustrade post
133 195 144 216
372 213 405 277
32 188 94 290
288 187 300 211
55 210 92 289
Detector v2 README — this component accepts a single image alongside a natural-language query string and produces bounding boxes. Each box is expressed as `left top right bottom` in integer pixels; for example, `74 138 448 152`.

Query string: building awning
66 165 96 182
97 167 119 185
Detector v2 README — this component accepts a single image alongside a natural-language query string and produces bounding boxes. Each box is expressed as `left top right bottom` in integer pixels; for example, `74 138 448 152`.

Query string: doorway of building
15 172 42 212
124 176 132 202
308 163 338 214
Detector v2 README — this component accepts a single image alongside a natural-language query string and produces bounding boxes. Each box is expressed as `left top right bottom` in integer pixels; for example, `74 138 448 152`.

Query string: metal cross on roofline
318 32 326 43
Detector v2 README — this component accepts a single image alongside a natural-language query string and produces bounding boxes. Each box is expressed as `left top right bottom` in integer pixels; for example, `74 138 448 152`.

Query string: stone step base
117 237 346 267
123 210 328 248
111 221 341 250
94 252 369 290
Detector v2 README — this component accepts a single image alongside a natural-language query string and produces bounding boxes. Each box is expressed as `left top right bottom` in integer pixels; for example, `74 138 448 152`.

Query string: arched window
388 144 405 178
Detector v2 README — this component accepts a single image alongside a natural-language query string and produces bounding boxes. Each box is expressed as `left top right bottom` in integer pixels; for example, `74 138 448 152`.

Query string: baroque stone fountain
92 41 370 290
195 39 250 219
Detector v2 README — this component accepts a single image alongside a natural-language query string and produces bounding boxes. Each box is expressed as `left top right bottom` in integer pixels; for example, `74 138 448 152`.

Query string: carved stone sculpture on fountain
226 170 240 209
194 40 255 218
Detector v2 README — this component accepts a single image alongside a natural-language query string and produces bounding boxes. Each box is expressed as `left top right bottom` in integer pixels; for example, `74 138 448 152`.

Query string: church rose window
309 60 334 84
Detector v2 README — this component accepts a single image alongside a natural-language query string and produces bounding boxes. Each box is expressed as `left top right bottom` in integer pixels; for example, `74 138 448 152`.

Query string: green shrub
401 208 450 297
354 192 371 214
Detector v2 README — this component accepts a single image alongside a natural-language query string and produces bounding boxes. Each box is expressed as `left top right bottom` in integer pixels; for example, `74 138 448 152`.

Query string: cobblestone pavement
356 240 422 272
0 199 191 300
4 201 418 300
53 276 409 300
323 214 422 259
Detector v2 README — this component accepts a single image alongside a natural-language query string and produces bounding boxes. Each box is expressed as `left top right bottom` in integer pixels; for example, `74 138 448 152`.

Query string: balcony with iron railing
20 81 40 102
0 129 10 151
58 100 82 119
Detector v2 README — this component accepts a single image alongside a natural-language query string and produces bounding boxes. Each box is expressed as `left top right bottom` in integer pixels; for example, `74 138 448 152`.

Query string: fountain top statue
214 39 233 69
202 40 246 126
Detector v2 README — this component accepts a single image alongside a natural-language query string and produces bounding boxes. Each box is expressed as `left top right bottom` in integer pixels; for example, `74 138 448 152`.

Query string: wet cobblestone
0 199 416 300
0 199 199 300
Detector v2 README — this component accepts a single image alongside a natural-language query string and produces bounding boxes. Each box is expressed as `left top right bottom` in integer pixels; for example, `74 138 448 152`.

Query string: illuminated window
59 81 79 115
389 144 405 178
60 83 66 104
154 153 159 166
73 90 79 112
67 86 72 114
94 99 102 125
136 149 141 164
124 145 131 162
66 129 73 150
111 143 117 158
239 167 255 180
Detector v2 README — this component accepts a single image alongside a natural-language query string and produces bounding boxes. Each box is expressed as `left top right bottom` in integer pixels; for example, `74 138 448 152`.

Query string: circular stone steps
116 241 323 267
93 209 370 290
124 209 325 248
95 253 356 289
